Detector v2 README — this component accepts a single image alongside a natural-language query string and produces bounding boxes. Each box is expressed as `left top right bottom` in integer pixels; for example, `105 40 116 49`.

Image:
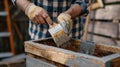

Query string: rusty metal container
25 38 120 67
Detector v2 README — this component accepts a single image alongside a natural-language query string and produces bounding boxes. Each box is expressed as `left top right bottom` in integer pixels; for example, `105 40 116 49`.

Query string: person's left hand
57 13 72 34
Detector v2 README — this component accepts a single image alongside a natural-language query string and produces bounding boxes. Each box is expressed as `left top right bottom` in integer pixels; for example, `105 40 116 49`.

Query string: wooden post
83 0 104 40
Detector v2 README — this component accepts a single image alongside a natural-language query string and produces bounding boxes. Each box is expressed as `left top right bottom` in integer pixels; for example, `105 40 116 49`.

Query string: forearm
15 0 31 12
65 4 82 19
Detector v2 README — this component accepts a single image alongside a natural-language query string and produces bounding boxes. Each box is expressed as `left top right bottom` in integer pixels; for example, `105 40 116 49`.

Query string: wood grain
25 39 104 67
88 22 119 38
87 34 120 46
105 0 120 3
111 57 120 67
91 5 120 20
25 38 120 67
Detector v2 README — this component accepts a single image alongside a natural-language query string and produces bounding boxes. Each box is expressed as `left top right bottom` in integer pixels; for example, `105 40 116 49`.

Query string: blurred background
0 0 29 66
0 0 30 54
0 0 120 67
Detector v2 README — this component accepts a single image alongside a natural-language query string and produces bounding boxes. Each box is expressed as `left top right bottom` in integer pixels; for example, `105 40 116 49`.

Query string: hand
57 13 72 34
25 3 49 24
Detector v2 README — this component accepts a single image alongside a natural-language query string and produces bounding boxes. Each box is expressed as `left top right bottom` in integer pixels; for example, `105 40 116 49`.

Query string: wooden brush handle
46 16 53 26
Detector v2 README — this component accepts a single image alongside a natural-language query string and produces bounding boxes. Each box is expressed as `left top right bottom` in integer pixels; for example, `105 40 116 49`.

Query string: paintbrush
45 16 70 47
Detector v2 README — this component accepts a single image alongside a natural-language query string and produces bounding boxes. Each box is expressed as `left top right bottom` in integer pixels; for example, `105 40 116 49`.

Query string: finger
34 9 48 24
38 15 46 24
42 13 49 18
30 12 38 24
32 15 37 24
37 9 49 24
32 18 37 24
42 13 53 25
36 12 46 24
33 13 40 24
32 15 39 24
34 13 41 24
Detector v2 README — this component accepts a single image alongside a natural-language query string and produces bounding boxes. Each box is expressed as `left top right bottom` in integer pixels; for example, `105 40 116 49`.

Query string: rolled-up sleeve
11 0 16 5
75 0 88 15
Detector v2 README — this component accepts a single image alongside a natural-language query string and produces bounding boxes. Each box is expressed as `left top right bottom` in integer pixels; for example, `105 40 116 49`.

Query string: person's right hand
25 3 49 24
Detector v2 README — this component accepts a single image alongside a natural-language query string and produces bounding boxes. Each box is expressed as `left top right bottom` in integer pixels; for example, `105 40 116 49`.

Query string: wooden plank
27 53 68 67
2 54 25 62
101 53 120 67
111 57 120 67
0 11 7 16
91 5 120 20
0 59 25 67
105 0 120 3
87 34 120 46
117 41 120 47
0 32 10 37
0 52 13 59
96 43 120 54
25 38 120 67
26 55 56 67
25 40 104 67
0 54 25 67
88 22 119 38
